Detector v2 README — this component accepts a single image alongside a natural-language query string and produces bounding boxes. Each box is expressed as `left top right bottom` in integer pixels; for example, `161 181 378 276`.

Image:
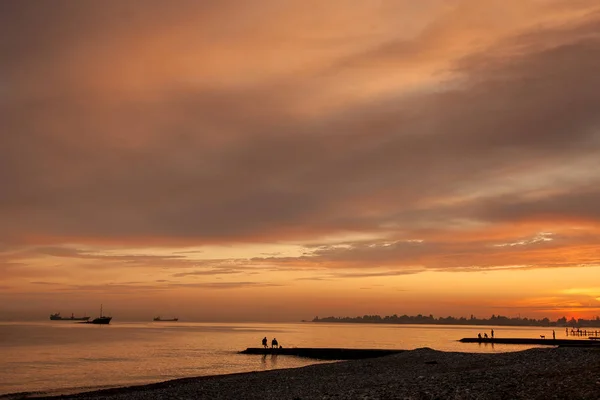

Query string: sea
0 321 562 397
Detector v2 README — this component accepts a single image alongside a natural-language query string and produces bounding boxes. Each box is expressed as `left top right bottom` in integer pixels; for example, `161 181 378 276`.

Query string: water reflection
0 322 556 396
259 353 278 368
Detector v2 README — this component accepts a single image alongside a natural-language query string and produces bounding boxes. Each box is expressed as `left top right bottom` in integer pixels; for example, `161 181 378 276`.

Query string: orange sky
2 0 600 321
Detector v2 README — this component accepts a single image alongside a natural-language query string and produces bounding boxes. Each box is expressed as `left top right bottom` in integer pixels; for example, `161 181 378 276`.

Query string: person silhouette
262 337 268 349
271 338 278 348
552 330 555 340
491 329 494 339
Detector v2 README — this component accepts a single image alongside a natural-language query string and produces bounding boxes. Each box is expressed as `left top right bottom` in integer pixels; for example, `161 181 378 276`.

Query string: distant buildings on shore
312 314 600 328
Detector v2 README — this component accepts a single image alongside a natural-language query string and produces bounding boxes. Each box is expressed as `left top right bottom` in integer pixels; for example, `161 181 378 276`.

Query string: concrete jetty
241 338 600 361
239 347 405 360
459 338 600 347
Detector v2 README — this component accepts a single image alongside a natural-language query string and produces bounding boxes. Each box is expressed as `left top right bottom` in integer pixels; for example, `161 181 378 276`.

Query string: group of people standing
567 328 598 337
262 336 281 349
477 329 561 340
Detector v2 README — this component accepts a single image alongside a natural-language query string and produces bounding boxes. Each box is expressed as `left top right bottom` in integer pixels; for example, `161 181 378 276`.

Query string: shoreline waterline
5 346 599 399
0 322 571 396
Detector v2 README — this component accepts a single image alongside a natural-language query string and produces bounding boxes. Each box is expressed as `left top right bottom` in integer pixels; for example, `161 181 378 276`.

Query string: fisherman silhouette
262 337 268 348
271 338 278 348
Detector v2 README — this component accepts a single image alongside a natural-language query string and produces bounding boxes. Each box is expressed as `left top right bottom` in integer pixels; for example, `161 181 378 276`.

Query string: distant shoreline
312 315 600 328
11 347 600 399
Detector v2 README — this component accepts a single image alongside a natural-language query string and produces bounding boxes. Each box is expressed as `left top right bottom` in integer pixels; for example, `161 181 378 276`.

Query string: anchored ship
153 316 178 322
50 312 90 321
82 304 112 324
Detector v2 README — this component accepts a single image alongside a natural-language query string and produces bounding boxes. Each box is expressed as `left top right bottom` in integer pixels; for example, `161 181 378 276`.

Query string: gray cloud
2 14 599 244
171 268 242 277
471 189 600 224
12 246 199 269
1 2 599 277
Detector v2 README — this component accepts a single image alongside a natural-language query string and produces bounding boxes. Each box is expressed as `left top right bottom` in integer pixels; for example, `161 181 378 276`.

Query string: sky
1 0 600 322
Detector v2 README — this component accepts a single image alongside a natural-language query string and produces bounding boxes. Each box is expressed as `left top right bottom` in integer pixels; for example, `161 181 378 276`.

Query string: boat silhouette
50 312 90 321
153 316 178 322
81 304 112 324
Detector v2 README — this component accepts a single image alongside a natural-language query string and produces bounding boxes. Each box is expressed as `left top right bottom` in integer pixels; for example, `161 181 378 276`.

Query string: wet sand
16 347 600 399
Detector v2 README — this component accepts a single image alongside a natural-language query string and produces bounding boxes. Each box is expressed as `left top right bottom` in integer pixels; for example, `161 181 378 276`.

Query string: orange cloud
2 1 600 320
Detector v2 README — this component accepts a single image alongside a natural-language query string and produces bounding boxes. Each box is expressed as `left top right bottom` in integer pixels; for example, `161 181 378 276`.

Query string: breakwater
239 347 405 360
459 337 600 347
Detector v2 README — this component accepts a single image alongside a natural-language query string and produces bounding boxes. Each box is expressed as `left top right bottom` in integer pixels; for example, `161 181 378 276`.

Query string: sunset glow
2 0 600 321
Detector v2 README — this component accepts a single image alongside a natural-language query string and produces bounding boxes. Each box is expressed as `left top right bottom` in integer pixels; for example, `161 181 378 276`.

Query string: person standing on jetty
271 338 278 348
262 337 268 349
491 329 494 339
553 330 556 340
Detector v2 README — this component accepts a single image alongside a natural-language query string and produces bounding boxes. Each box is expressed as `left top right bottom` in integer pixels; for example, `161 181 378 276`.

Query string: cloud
331 270 427 278
1 1 600 279
2 9 599 245
171 268 242 277
168 281 284 289
294 277 332 282
8 246 201 270
26 280 283 293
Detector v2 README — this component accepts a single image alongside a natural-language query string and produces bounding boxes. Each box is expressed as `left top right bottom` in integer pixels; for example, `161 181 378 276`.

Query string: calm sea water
0 321 561 396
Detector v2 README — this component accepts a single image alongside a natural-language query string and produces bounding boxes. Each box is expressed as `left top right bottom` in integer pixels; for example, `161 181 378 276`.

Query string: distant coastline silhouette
313 314 600 327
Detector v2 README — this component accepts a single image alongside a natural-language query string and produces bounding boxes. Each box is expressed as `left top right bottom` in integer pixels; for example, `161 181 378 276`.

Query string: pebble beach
22 347 600 400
